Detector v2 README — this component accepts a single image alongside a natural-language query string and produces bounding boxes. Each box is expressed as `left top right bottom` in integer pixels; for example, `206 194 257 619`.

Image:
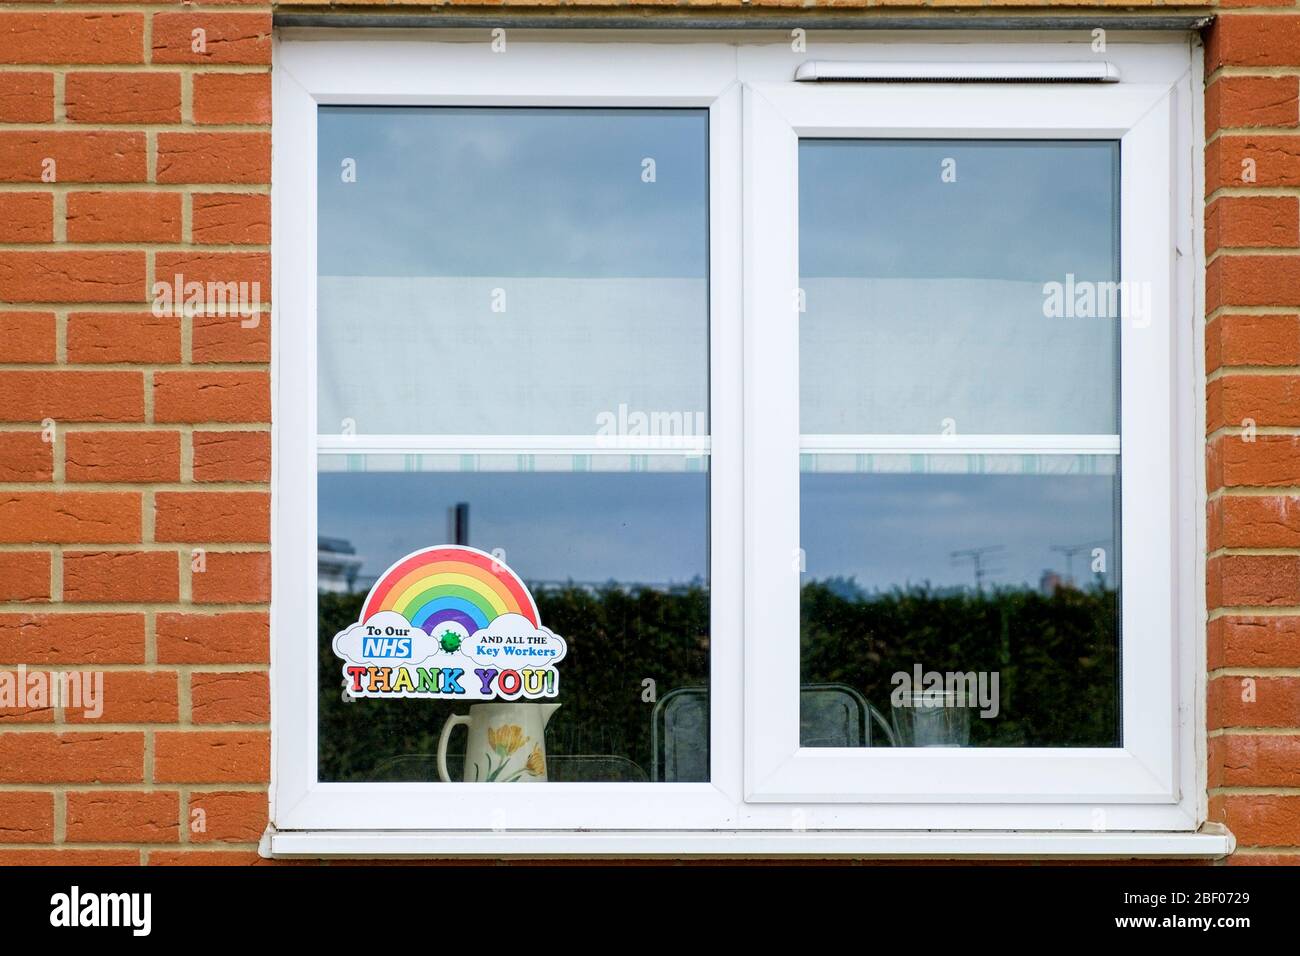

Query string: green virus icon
438 629 463 653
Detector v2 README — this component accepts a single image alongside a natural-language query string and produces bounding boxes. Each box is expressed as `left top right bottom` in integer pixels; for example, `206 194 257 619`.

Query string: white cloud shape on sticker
332 610 442 668
459 613 568 668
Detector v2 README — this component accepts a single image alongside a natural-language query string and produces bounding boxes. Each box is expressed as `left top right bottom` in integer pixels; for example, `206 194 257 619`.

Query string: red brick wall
0 3 271 865
0 3 1297 864
1204 11 1300 867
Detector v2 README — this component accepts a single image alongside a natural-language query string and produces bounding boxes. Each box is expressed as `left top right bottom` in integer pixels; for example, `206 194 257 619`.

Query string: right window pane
798 139 1122 749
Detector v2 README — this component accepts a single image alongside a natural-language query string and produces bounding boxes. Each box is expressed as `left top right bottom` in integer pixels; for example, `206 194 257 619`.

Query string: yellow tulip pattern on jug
475 724 545 782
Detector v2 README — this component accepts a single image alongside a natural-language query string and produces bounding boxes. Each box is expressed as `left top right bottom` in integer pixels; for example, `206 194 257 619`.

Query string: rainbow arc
361 546 538 635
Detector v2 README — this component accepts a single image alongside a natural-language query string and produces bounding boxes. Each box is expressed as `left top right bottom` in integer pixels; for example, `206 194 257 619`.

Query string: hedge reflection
318 580 1117 782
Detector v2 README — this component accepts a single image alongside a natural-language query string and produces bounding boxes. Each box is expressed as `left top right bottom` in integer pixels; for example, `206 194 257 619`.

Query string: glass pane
799 140 1119 435
799 458 1119 748
317 107 708 436
317 465 710 782
798 138 1123 749
315 107 710 784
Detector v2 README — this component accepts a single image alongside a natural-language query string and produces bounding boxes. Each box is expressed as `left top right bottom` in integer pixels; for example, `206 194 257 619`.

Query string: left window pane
315 108 711 784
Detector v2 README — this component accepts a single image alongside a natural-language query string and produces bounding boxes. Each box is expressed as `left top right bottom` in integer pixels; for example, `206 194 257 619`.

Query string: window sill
264 826 1234 860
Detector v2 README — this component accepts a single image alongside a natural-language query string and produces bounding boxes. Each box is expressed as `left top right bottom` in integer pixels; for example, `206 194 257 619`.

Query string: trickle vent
794 61 1121 84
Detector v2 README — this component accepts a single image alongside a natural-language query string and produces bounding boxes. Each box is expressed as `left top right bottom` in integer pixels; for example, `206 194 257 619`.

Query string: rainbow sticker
332 545 566 701
362 546 539 635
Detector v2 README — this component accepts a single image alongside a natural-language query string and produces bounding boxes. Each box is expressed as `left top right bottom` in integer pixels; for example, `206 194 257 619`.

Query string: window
798 139 1123 750
272 35 1212 851
743 81 1186 808
314 106 712 786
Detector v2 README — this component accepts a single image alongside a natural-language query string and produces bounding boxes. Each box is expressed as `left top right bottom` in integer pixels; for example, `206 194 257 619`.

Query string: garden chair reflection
651 683 896 782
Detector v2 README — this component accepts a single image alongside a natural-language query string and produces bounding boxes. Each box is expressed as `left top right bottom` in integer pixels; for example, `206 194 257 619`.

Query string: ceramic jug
437 702 561 782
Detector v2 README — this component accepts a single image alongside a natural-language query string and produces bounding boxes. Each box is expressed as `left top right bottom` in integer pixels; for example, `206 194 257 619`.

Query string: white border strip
794 60 1121 83
800 434 1120 455
315 434 712 455
269 828 1232 859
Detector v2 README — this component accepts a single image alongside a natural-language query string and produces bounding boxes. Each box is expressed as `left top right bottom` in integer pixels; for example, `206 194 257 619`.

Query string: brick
1207 15 1300 70
193 72 270 125
0 705 52 724
155 612 267 664
147 849 261 866
2 698 52 725
1210 434 1300 489
191 193 269 245
3 683 59 723
0 613 144 664
153 731 269 783
1218 495 1300 548
0 14 144 66
1227 852 1300 866
0 251 145 303
1209 554 1300 608
151 14 271 66
157 132 270 184
0 732 143 783
0 193 52 242
65 72 181 124
193 311 269 363
0 672 53 722
1206 136 1300 192
66 312 181 365
1207 314 1300 372
154 491 269 542
0 312 55 363
154 252 269 292
1208 496 1224 554
63 551 179 603
1206 197 1299 253
187 790 266 843
67 192 182 244
0 849 137 865
65 671 178 724
0 371 143 423
153 372 270 424
1210 735 1300 789
191 551 269 603
0 72 53 123
192 430 269 482
0 792 53 843
0 131 146 183
1209 675 1300 729
0 552 50 602
64 431 181 483
0 493 140 543
1208 375 1300 430
65 791 179 843
1210 615 1300 670
191 672 268 724
0 432 52 481
1208 256 1300 311
1210 795 1300 847
1206 76 1299 135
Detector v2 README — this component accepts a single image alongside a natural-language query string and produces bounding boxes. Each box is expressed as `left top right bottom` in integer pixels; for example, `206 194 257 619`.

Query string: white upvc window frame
272 38 747 835
743 82 1179 806
270 31 1221 857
